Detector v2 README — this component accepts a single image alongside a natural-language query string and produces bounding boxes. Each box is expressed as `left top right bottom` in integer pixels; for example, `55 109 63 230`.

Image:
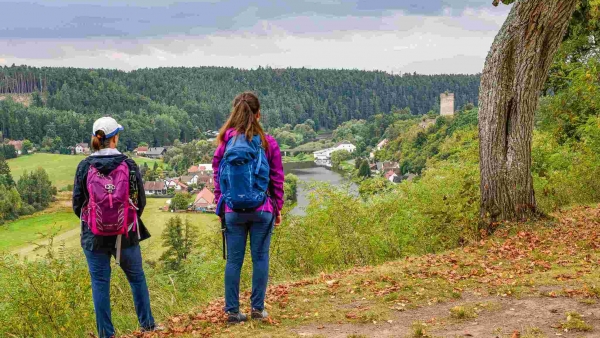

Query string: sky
0 0 511 74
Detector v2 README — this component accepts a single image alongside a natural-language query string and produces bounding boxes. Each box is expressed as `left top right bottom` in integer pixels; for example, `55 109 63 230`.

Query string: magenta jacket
212 128 285 214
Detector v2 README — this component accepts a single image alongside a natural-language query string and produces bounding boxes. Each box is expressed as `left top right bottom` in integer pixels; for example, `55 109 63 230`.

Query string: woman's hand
275 213 282 226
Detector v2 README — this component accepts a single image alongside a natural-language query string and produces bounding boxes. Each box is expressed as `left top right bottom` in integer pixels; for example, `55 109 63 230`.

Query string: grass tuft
561 311 593 332
449 305 477 320
522 327 546 338
412 321 430 338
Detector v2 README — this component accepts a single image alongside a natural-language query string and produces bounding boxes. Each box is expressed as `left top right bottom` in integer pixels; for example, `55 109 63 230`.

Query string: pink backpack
81 162 139 262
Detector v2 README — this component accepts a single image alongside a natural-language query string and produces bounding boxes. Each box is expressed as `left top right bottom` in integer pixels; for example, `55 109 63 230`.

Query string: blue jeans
224 211 274 313
84 245 155 338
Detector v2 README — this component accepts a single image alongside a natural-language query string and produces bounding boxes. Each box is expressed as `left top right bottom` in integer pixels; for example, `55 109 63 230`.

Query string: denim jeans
84 245 155 338
224 211 274 313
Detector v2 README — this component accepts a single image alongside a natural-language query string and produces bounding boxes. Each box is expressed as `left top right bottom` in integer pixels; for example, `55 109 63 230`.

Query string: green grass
1 198 218 259
8 153 166 189
8 153 83 189
0 212 79 252
561 312 593 332
132 156 169 170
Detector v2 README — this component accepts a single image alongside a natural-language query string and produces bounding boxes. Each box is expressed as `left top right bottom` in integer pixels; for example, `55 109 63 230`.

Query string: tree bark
479 0 578 226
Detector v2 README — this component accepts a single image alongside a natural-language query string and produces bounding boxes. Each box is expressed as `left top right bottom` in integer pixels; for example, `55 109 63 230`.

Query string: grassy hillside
7 153 166 189
0 212 77 252
3 198 217 260
149 205 600 338
8 153 82 189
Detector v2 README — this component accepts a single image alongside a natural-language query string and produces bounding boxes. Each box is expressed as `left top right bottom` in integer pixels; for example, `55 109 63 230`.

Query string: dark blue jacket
72 154 151 252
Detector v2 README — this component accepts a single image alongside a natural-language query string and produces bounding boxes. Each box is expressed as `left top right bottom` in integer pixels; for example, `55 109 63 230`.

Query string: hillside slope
0 66 480 149
132 205 600 338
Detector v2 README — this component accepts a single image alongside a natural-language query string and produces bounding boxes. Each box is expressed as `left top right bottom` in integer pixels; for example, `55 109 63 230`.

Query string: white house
334 143 356 153
181 175 199 186
312 142 356 167
76 143 90 155
313 148 335 161
313 143 356 160
376 139 388 151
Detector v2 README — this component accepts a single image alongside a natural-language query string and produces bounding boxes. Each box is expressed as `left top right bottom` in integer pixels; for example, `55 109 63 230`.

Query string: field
3 153 207 258
7 153 166 189
8 153 83 189
1 198 218 260
132 156 169 170
0 212 78 252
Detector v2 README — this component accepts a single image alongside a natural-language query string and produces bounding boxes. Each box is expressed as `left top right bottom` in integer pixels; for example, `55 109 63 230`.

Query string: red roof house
192 188 215 210
8 140 23 151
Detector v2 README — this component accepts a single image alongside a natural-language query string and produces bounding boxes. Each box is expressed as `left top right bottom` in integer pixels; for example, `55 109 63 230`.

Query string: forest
0 66 479 150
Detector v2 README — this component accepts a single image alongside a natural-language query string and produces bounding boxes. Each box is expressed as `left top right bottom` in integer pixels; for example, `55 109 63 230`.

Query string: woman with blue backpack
213 91 285 323
72 117 158 338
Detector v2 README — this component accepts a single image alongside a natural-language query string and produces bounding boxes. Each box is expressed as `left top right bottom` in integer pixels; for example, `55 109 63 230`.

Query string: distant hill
0 65 480 149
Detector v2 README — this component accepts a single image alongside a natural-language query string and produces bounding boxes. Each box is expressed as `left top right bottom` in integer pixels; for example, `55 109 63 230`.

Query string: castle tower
440 92 455 116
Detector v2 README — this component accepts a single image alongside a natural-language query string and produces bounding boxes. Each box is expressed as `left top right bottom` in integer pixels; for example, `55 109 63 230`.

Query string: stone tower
440 92 455 116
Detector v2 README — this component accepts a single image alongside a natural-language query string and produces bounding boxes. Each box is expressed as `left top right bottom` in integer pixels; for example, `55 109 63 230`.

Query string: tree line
0 66 479 150
0 155 56 224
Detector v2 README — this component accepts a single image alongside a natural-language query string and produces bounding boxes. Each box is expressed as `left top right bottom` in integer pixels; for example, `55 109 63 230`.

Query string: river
283 161 356 216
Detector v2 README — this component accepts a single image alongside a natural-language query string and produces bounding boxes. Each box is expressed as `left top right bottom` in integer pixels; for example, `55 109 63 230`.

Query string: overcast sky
0 0 511 74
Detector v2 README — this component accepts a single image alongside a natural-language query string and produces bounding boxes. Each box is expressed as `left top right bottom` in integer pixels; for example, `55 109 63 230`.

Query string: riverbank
283 161 357 215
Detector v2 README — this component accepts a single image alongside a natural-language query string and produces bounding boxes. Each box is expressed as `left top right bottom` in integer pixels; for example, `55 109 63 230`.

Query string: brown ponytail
217 91 268 150
91 130 111 152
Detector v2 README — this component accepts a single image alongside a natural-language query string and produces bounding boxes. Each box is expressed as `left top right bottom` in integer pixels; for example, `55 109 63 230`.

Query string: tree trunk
479 0 578 226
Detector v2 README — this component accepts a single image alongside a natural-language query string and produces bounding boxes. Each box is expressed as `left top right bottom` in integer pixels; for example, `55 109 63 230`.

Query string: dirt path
293 293 600 337
12 226 80 257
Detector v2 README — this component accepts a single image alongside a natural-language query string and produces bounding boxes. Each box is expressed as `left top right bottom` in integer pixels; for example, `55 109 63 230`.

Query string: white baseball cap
92 117 124 138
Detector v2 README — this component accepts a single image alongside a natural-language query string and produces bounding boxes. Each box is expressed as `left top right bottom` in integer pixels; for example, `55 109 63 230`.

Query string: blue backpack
217 134 270 213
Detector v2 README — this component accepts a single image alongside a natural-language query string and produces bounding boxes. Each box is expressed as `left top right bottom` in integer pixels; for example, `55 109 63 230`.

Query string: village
1 94 456 210
142 162 217 214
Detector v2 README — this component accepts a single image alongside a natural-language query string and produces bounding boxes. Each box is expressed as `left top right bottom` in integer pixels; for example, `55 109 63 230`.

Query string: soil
293 292 600 338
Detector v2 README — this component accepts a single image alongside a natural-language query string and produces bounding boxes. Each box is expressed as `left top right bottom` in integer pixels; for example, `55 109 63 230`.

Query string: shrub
284 174 299 203
160 216 200 270
170 192 191 211
331 150 352 168
18 204 36 216
0 244 226 338
17 168 57 209
533 117 600 213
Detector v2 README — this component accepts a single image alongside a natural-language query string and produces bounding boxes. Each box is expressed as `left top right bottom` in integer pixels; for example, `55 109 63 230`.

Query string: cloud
0 2 511 74
0 0 509 39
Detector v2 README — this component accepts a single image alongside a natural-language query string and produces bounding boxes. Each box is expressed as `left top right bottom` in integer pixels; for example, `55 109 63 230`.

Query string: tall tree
479 0 579 226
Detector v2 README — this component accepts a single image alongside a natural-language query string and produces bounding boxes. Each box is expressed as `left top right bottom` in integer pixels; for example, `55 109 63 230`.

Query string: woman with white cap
72 117 157 338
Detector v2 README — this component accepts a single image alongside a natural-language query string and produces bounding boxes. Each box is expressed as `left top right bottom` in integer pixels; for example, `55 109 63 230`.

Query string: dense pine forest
0 66 479 149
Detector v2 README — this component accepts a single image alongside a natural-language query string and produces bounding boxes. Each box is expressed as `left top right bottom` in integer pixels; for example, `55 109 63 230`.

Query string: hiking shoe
251 309 269 321
141 324 165 332
227 311 248 323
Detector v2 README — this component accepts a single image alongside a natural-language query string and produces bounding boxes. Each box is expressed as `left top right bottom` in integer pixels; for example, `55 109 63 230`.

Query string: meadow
3 153 213 259
1 197 218 260
7 153 166 189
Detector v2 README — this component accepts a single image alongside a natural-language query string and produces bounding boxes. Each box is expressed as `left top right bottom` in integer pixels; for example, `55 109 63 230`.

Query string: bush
331 150 352 169
160 216 200 270
17 168 57 209
0 185 22 221
170 192 191 211
18 204 36 216
533 117 600 213
0 244 226 338
284 174 299 203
